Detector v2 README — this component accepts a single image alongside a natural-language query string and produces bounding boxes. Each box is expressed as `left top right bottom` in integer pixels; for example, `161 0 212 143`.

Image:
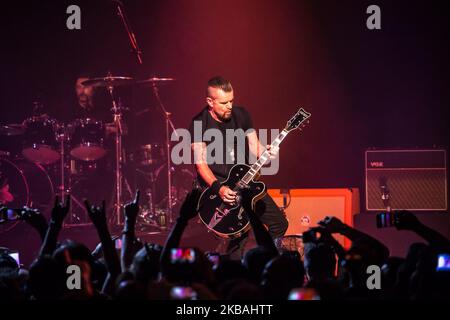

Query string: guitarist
188 76 288 259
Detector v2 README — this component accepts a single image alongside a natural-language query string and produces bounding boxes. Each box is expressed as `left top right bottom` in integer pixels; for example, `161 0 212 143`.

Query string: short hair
206 76 233 97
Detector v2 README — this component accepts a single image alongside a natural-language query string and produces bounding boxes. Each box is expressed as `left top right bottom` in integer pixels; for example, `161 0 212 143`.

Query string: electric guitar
197 108 311 239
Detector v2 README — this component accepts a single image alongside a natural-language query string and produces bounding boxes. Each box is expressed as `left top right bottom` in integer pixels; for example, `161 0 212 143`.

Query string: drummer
73 73 108 120
72 73 127 136
66 74 117 212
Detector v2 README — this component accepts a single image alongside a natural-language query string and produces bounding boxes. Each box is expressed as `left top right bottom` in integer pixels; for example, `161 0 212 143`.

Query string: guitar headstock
285 107 311 132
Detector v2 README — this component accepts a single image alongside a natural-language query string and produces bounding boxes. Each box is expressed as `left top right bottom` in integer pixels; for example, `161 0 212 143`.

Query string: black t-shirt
188 106 255 187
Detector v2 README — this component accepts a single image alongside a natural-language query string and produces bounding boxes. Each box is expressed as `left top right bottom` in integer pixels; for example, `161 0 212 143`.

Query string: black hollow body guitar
197 108 311 239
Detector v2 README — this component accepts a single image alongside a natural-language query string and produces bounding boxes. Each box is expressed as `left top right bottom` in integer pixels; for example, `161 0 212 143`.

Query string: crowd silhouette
1 189 449 300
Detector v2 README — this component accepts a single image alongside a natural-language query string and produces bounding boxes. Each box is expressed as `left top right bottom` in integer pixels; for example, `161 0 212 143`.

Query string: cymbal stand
151 82 179 225
108 83 125 226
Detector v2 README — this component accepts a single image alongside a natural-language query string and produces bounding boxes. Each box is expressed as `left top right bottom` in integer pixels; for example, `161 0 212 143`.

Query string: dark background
0 0 449 261
1 0 448 189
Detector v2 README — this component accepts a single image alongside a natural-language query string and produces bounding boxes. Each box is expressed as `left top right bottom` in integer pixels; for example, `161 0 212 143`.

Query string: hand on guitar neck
264 144 279 160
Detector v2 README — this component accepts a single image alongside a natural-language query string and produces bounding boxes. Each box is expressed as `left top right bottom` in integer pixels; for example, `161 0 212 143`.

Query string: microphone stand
151 82 179 226
111 0 141 226
114 0 143 65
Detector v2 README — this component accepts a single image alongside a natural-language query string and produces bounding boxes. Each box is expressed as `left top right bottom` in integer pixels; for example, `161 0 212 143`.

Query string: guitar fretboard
240 129 289 185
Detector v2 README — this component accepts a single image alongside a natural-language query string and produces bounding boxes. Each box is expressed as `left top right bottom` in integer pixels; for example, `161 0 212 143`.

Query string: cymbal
136 77 176 85
0 124 25 136
81 76 135 88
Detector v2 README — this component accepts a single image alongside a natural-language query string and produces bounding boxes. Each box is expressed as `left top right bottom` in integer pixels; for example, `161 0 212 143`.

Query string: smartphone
0 208 22 222
288 288 320 300
170 248 196 264
8 251 20 266
170 286 197 300
437 253 450 271
376 212 395 228
115 238 122 250
206 252 220 267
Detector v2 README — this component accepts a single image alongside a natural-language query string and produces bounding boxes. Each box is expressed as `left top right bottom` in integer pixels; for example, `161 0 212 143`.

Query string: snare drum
22 116 60 165
70 118 107 161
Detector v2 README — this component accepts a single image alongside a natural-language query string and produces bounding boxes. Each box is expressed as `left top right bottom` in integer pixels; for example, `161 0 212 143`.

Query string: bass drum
0 158 55 234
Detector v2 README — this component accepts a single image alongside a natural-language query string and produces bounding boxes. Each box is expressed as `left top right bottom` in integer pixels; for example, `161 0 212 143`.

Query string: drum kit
0 75 193 235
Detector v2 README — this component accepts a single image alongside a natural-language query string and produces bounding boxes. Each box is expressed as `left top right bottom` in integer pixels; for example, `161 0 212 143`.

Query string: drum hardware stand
55 127 91 227
151 82 179 226
135 168 157 216
135 168 167 231
106 77 127 226
146 188 154 218
57 129 66 205
66 172 90 226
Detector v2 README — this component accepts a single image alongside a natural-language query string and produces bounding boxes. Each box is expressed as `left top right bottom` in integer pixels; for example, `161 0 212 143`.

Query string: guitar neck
241 129 290 184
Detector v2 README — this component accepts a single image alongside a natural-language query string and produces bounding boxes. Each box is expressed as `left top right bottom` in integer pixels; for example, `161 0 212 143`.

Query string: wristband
210 180 221 194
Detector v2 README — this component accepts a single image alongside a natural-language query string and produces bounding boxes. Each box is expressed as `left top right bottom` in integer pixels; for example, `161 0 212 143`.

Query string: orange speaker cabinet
268 188 360 248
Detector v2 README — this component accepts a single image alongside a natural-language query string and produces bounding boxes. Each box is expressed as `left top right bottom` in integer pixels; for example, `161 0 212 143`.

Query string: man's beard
219 111 232 122
79 95 93 109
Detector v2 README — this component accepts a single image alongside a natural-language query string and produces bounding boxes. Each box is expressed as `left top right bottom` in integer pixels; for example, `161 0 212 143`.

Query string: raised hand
312 226 333 243
124 190 140 223
84 199 107 230
309 226 341 246
317 216 347 234
50 194 71 227
179 189 202 222
394 210 421 231
309 226 346 258
302 228 319 244
22 207 48 235
266 144 279 160
39 194 71 257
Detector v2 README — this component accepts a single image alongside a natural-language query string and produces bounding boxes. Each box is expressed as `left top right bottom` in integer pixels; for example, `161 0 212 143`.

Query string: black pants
226 193 288 260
